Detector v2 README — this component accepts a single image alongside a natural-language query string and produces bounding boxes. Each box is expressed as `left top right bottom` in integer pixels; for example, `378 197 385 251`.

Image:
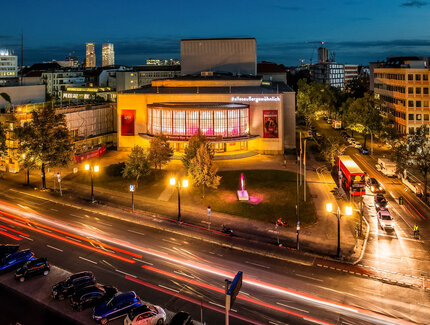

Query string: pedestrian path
157 186 175 201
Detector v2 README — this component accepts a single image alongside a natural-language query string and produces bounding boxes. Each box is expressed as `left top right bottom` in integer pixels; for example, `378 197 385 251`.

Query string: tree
297 80 336 122
0 122 6 156
188 144 221 197
122 145 150 184
321 137 346 168
15 106 73 189
345 74 370 99
343 94 382 147
393 125 430 203
147 135 173 169
182 131 211 172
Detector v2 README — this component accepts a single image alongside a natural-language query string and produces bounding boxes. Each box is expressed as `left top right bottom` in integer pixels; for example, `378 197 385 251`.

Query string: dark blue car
0 249 35 272
93 291 142 324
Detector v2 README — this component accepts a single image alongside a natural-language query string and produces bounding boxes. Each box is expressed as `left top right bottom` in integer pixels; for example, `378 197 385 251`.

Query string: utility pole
360 193 363 236
303 139 307 202
299 133 302 186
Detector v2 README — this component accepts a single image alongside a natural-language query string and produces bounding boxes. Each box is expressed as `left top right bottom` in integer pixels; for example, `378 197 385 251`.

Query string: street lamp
85 163 99 203
170 177 188 222
326 203 353 258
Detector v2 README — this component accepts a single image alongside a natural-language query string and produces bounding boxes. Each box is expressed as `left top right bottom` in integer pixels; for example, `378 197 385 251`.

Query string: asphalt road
0 186 428 325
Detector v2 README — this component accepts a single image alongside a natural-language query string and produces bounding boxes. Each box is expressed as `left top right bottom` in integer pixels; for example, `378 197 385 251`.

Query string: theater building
117 75 295 155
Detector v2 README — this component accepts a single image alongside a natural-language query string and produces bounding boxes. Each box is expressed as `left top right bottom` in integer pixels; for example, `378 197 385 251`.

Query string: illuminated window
214 110 227 137
148 109 152 133
152 109 161 134
240 109 249 135
186 111 199 135
228 110 240 136
173 110 185 135
200 111 213 135
162 110 172 135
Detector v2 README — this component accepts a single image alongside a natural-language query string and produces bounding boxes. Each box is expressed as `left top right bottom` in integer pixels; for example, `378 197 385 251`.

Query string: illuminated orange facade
374 60 430 135
117 77 296 154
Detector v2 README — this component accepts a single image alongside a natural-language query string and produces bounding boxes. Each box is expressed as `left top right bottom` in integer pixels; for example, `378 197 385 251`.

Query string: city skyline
2 0 430 67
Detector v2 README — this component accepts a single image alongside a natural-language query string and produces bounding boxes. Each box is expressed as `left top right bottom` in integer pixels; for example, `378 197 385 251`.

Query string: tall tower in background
86 42 96 68
102 43 114 67
318 46 329 63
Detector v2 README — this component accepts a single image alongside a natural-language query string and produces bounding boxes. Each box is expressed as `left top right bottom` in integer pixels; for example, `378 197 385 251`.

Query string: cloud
401 1 428 7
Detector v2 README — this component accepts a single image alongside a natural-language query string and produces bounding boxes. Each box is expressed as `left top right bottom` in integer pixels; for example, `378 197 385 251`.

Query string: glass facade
147 104 249 138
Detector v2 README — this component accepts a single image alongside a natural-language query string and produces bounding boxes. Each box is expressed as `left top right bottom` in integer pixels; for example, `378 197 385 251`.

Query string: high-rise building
318 46 329 63
373 56 430 135
0 49 18 86
102 43 114 67
310 62 344 89
86 43 96 68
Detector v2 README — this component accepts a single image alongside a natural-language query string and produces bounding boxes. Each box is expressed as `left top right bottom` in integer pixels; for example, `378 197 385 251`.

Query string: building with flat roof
86 43 96 68
181 38 257 76
117 75 295 155
0 49 18 86
41 70 85 98
373 56 430 135
344 64 359 86
310 62 344 89
102 43 115 67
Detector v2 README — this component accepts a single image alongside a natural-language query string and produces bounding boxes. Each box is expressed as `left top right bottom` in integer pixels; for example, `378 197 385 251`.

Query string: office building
373 56 430 135
41 70 85 98
86 43 96 68
181 38 257 76
0 49 18 86
344 64 359 86
146 58 180 66
102 43 115 67
134 65 181 87
117 74 296 155
310 62 344 89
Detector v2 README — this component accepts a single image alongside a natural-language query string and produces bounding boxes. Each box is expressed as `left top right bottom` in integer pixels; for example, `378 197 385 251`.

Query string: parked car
367 178 384 193
374 194 389 210
70 284 117 311
360 147 369 155
354 142 362 149
124 304 166 325
347 138 356 144
377 210 394 231
93 291 142 324
15 257 50 282
52 272 96 300
170 311 193 325
0 249 35 272
0 244 20 258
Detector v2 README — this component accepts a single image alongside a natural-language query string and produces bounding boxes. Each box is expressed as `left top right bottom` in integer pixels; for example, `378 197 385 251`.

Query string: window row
407 100 429 108
147 109 249 137
374 83 405 93
407 87 429 95
408 113 430 121
374 73 405 80
408 74 429 81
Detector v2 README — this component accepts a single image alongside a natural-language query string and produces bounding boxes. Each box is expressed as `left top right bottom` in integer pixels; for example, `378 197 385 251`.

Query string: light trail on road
0 200 413 325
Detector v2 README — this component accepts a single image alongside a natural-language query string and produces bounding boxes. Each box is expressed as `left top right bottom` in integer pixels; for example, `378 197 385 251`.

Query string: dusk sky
2 0 430 67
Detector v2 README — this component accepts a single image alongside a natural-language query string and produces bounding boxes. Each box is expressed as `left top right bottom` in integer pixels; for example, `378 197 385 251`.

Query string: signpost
129 184 135 212
296 221 300 250
207 206 211 230
225 271 243 325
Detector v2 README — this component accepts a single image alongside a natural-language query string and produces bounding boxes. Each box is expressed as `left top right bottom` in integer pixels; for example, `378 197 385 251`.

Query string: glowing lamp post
85 163 99 203
170 177 188 222
326 203 352 258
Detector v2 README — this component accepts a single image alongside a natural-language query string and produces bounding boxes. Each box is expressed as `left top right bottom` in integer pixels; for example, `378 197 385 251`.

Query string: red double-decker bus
337 155 366 196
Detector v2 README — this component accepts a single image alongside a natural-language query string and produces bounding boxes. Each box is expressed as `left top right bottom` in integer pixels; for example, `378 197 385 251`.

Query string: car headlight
371 186 374 191
379 187 382 190
386 204 389 208
375 204 379 207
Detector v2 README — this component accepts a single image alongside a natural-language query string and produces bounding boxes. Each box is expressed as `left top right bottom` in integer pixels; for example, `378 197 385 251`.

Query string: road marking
96 221 112 227
132 258 153 265
115 269 137 278
47 245 63 252
127 229 146 236
79 256 97 264
70 214 84 219
162 238 181 245
19 235 33 241
34 226 52 232
295 273 323 282
66 236 82 242
84 214 91 218
17 204 28 209
276 302 309 313
158 284 179 293
245 261 270 269
209 301 224 308
317 285 358 297
50 208 58 212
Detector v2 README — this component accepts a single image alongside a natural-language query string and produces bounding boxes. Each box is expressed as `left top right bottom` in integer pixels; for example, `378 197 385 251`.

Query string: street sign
207 206 211 216
129 184 135 192
226 271 243 310
297 221 300 231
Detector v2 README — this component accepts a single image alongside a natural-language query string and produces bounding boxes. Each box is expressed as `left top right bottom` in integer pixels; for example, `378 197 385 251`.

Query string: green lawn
66 167 316 226
182 170 317 225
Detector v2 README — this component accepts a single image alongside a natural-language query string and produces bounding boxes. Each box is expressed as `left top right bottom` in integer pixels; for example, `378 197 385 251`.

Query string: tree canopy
122 145 151 184
182 132 211 172
188 144 221 197
147 135 173 169
296 79 336 121
15 106 73 189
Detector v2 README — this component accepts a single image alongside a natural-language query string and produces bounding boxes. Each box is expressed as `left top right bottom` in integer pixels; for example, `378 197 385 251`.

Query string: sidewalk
2 153 364 265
